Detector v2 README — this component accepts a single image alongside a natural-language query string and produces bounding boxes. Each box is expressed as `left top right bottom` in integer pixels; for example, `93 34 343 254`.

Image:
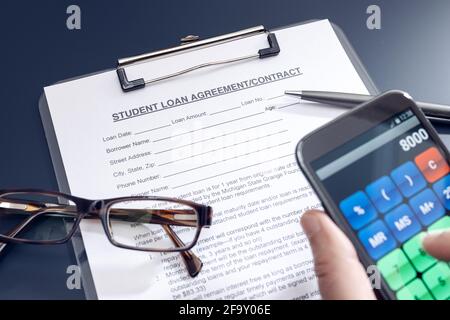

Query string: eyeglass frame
0 189 213 277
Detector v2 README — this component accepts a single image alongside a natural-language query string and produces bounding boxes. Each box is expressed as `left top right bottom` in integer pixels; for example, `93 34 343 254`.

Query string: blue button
391 161 426 197
432 174 450 209
366 176 402 213
409 189 445 226
358 220 397 260
384 204 421 243
339 191 377 230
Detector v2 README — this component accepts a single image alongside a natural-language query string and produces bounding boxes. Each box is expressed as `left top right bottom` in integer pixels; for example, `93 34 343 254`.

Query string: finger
301 210 376 300
422 230 450 261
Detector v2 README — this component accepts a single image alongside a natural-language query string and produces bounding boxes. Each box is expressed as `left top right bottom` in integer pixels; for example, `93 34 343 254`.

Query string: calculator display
312 109 450 300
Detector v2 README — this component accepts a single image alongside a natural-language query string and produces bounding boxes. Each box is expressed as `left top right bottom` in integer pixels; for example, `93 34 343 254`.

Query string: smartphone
296 90 450 300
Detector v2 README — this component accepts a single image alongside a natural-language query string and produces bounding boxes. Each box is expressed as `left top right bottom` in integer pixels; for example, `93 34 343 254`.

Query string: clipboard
39 20 378 300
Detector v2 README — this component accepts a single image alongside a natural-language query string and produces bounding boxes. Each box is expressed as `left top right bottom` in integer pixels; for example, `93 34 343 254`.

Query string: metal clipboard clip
116 25 280 92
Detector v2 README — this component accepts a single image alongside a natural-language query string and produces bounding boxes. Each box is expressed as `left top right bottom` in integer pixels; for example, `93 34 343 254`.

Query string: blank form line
154 119 284 155
135 124 172 135
158 130 289 166
242 119 283 131
266 94 285 100
153 111 265 143
278 102 300 109
209 106 241 116
172 154 293 189
163 141 291 178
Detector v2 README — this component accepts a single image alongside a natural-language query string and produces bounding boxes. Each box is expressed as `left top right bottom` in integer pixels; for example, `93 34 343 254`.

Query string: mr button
415 147 449 183
358 220 396 260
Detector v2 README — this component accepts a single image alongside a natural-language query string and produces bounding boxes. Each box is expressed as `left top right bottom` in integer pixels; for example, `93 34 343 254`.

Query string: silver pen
285 90 450 124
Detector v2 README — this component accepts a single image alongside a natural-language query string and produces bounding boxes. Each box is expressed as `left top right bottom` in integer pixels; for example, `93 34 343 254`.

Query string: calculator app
312 110 450 300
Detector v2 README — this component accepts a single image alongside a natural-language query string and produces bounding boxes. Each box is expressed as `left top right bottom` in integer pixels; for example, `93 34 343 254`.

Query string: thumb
422 230 450 261
301 210 376 300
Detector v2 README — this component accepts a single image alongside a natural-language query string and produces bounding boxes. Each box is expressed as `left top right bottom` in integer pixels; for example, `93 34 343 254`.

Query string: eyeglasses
0 189 213 277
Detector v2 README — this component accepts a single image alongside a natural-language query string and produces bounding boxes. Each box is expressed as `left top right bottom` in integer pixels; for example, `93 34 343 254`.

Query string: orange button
414 147 449 183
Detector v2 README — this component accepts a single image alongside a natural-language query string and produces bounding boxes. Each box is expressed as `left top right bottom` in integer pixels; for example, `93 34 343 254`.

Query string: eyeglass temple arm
161 225 202 277
0 211 46 254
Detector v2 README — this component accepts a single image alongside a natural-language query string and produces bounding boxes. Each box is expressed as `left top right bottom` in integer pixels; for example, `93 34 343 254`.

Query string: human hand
300 210 375 299
422 229 450 261
301 210 450 300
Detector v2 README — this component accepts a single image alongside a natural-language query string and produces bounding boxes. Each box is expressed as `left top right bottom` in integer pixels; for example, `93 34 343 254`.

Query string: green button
377 249 416 291
403 232 437 272
396 278 434 300
423 262 450 300
429 216 450 231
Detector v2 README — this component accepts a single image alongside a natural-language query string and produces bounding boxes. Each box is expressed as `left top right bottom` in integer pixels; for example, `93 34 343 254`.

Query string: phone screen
311 109 450 300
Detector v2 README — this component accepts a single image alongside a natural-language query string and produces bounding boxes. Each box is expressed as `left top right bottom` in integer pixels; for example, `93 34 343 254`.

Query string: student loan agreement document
43 20 370 299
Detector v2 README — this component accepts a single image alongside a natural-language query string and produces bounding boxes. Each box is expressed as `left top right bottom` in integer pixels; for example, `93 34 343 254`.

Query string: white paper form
43 20 369 299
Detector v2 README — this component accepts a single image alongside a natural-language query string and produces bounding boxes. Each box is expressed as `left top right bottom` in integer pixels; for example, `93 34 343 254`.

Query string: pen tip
284 90 303 96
